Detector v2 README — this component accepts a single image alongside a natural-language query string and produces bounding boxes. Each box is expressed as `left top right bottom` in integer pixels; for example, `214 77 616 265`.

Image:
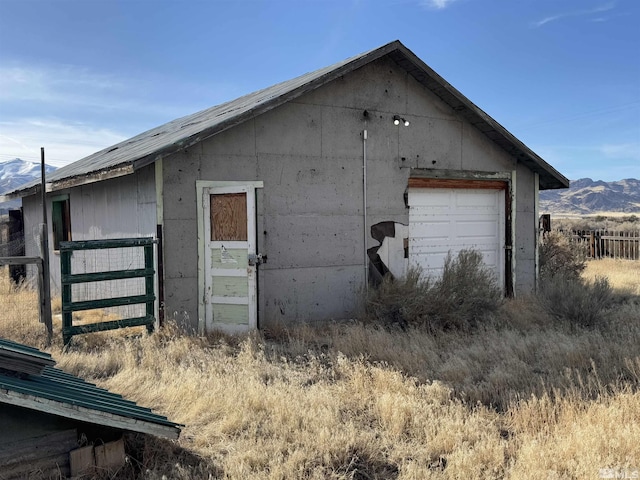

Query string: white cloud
0 62 243 168
421 0 457 10
0 65 153 167
0 63 226 121
0 64 124 108
531 2 616 28
533 15 563 28
600 143 640 161
0 118 128 167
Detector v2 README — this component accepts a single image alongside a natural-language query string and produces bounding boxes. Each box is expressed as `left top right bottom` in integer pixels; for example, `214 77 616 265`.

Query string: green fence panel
60 238 156 345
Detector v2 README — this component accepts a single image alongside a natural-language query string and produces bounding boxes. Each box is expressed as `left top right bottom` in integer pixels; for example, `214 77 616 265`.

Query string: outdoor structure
0 338 181 477
2 40 569 334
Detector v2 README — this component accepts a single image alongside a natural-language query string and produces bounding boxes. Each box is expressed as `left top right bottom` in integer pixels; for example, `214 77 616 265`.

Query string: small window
210 193 247 241
52 196 71 250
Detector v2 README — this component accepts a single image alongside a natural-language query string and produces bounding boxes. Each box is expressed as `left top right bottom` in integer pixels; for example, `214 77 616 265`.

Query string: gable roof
3 40 568 199
0 338 181 439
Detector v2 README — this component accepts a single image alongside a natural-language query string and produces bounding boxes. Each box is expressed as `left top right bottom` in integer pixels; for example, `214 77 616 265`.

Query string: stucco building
5 41 568 333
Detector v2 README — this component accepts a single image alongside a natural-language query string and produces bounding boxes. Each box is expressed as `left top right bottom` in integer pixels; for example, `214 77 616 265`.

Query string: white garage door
408 187 505 287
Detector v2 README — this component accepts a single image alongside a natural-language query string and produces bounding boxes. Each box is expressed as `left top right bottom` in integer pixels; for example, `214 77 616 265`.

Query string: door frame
196 180 263 334
407 170 514 296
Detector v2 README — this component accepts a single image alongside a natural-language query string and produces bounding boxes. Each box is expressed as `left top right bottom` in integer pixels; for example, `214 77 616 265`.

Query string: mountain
540 178 640 215
0 158 57 213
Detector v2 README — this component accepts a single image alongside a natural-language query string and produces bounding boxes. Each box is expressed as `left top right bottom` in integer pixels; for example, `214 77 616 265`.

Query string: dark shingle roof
2 40 568 198
0 338 181 439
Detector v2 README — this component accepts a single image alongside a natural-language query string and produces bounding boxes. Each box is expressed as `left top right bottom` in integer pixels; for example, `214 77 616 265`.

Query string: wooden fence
0 213 53 342
0 210 26 282
570 229 640 260
0 256 53 341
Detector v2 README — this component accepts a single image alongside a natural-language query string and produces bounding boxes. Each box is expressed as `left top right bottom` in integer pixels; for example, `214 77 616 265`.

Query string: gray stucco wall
162 56 536 331
23 164 156 295
515 162 538 293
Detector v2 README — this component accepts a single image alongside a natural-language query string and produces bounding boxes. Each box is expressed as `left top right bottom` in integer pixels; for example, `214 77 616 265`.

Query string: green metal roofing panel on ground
0 337 56 364
0 338 181 439
1 40 569 200
0 338 56 376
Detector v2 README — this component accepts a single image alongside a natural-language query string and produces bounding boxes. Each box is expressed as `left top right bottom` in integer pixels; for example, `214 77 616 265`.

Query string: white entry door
408 187 505 288
203 185 257 333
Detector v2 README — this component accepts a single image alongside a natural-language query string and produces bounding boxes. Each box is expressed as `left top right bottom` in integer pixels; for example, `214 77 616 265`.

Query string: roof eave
47 164 136 192
0 184 41 201
4 164 137 199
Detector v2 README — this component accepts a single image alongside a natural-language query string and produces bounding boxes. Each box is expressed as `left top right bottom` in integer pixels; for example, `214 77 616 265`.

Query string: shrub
539 231 587 279
365 249 502 332
364 267 433 328
538 273 614 329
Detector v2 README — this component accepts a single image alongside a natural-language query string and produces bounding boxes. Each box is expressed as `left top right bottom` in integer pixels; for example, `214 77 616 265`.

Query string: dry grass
1 266 640 479
0 266 42 343
584 257 640 295
552 215 640 231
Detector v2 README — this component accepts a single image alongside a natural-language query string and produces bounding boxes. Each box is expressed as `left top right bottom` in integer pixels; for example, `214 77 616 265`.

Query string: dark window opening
52 197 71 250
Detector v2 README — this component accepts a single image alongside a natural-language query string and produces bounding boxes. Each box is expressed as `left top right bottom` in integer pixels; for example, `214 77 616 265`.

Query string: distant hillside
0 158 57 213
540 178 640 215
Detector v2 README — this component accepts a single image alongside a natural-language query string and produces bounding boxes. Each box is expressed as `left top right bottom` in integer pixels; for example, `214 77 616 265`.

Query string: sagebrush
365 249 502 331
539 230 587 279
538 273 616 329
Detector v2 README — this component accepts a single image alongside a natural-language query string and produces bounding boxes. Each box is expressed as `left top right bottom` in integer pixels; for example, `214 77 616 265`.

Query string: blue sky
0 0 638 182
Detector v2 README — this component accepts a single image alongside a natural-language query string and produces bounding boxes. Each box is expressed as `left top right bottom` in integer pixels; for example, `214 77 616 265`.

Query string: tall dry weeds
0 267 45 346
0 263 639 479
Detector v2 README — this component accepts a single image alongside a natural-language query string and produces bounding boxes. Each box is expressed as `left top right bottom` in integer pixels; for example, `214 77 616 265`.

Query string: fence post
144 242 155 333
617 231 621 259
61 248 73 346
40 149 53 343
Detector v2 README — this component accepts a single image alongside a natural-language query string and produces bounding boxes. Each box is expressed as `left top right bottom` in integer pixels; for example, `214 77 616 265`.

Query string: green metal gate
60 238 156 345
